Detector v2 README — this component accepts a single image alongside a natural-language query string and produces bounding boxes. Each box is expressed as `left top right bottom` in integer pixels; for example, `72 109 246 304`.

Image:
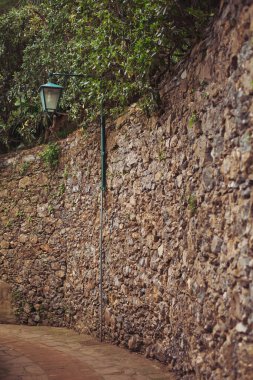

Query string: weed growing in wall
40 143 60 169
12 289 25 318
57 183 65 196
12 289 23 302
15 210 24 219
188 194 197 215
19 161 30 175
4 220 12 228
63 166 68 180
27 215 32 223
158 149 166 161
188 112 199 128
48 205 54 214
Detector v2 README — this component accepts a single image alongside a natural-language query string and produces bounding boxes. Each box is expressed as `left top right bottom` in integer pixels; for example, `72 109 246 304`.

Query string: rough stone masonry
0 0 253 379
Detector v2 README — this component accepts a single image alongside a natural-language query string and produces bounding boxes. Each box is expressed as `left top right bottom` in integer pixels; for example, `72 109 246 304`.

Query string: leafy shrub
40 142 61 168
0 0 219 151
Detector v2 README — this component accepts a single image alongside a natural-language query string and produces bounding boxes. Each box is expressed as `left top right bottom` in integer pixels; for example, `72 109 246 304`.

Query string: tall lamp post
39 73 106 342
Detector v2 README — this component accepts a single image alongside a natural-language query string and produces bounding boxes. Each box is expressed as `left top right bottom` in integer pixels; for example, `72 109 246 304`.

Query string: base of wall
0 281 16 324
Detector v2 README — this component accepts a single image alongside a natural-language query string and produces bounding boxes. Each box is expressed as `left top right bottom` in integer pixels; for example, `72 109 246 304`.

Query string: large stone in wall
0 281 16 324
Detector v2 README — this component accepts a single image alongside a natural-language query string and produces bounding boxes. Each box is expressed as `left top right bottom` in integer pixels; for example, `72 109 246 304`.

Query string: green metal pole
99 96 106 342
100 99 106 192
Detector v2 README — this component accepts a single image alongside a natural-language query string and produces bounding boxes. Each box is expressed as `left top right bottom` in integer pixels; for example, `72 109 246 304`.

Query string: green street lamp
39 73 106 343
39 81 64 113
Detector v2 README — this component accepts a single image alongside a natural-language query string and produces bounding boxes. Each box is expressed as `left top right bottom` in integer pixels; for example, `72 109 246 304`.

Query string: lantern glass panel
39 88 46 112
44 87 62 112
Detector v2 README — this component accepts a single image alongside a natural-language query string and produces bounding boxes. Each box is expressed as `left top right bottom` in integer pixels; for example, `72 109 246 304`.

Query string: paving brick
0 324 176 380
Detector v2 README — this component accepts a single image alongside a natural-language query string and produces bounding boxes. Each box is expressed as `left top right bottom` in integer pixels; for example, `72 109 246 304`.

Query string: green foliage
0 5 43 152
63 165 68 179
0 0 219 151
158 149 166 161
57 129 71 139
16 210 24 218
19 161 30 175
12 288 25 318
188 112 198 127
57 183 65 196
4 219 13 228
12 289 24 302
40 143 61 168
27 215 33 223
48 204 53 213
0 0 18 14
188 194 197 215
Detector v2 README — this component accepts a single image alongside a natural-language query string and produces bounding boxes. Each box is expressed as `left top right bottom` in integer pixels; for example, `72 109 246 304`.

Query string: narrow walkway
0 324 176 380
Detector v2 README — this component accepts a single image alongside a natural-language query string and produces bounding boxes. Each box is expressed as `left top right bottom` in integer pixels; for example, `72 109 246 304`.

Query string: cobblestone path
0 324 176 380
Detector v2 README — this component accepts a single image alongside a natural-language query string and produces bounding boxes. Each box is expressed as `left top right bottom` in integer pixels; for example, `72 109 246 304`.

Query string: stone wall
0 0 253 378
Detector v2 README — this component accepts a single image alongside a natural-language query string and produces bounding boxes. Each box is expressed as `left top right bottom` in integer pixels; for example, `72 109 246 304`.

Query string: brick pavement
0 325 176 380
